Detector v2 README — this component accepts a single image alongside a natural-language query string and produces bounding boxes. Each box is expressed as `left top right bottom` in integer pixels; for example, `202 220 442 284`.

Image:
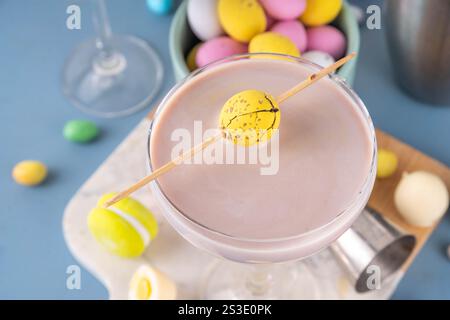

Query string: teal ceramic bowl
169 1 360 84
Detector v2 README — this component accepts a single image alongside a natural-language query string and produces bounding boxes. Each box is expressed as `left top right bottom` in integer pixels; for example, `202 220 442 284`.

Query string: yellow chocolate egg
186 43 201 72
218 0 266 43
12 160 47 186
377 148 398 178
249 32 300 59
300 0 343 27
219 89 280 146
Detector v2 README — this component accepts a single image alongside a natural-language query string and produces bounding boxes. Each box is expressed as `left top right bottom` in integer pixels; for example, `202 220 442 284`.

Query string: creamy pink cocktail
148 55 376 263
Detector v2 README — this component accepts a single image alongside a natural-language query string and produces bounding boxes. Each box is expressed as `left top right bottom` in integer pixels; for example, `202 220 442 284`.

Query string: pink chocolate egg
196 37 247 68
264 10 276 30
259 0 306 20
306 25 346 59
271 20 308 52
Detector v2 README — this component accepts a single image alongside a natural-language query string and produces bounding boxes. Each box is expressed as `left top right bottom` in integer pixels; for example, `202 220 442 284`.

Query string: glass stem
244 264 273 297
92 0 119 69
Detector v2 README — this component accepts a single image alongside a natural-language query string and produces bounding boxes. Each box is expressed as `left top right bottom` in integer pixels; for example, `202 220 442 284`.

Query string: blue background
0 0 449 299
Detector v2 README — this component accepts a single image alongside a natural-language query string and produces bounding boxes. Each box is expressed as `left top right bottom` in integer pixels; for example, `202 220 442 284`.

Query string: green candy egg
63 120 99 143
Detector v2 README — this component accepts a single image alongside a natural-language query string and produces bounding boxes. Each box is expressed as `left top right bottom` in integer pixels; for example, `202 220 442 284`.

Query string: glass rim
146 52 377 244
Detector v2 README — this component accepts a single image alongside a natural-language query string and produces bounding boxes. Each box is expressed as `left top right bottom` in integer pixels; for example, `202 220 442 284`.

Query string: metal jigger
330 208 416 293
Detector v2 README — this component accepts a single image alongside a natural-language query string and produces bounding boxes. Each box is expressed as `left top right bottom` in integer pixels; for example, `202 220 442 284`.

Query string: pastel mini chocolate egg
270 20 308 52
87 193 159 258
377 148 398 178
146 0 173 15
394 171 449 227
260 0 306 20
350 4 365 26
63 119 99 143
12 160 47 186
218 0 266 43
306 25 346 59
219 89 280 147
302 50 335 67
129 265 177 300
264 10 276 30
186 43 201 71
300 0 343 27
196 37 247 68
187 0 224 41
249 32 300 59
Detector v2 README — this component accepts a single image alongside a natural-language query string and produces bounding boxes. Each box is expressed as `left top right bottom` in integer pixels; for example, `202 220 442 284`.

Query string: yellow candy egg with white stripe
219 89 280 147
87 193 158 258
129 265 177 300
249 32 301 59
218 0 266 42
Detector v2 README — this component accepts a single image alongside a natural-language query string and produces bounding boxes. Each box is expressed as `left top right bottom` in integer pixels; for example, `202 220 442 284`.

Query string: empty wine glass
63 0 163 118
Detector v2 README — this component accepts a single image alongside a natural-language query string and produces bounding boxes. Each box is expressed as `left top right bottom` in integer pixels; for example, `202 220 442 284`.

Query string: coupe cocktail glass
146 54 377 299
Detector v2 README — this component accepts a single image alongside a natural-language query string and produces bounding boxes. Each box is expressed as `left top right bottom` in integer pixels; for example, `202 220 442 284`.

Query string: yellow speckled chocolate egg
12 160 47 186
377 148 398 178
218 0 266 43
249 32 300 59
300 0 343 27
219 89 280 147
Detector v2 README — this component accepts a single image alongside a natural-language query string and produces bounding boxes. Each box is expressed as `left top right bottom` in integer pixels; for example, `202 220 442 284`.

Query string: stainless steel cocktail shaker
384 0 450 105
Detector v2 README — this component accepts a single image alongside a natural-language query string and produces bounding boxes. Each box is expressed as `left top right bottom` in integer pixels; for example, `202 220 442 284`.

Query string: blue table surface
0 0 449 300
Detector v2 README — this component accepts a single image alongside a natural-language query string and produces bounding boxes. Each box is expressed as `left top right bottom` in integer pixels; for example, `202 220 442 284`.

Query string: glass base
201 260 320 300
63 35 163 118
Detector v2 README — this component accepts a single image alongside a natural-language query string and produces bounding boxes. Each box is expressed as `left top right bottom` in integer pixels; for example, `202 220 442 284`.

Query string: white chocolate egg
302 50 335 68
394 171 449 227
350 4 364 25
187 0 224 41
129 265 177 300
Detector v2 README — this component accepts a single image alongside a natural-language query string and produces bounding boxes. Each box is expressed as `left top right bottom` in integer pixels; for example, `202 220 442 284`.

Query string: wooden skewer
103 53 356 208
102 134 222 208
276 52 356 103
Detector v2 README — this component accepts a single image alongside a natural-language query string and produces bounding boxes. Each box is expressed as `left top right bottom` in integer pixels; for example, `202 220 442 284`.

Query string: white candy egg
187 0 224 41
394 171 449 227
302 50 336 68
129 265 177 300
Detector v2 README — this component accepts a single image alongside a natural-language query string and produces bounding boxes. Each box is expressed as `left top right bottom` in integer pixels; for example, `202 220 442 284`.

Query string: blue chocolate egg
146 0 173 15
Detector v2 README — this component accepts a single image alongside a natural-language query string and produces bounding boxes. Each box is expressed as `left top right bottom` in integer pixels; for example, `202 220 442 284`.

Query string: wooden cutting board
62 112 450 300
370 129 450 270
